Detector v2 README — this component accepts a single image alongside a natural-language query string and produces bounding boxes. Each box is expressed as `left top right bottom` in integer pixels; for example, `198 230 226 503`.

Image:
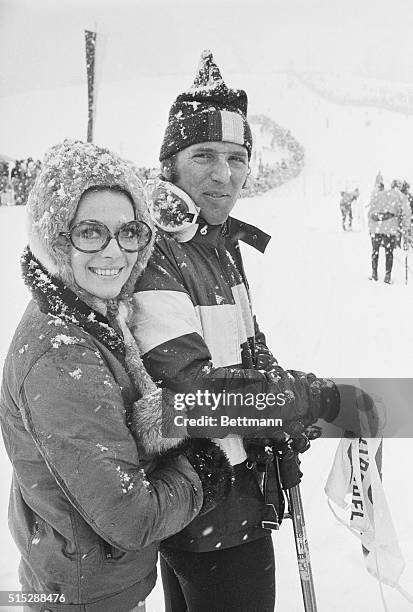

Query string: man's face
174 141 249 225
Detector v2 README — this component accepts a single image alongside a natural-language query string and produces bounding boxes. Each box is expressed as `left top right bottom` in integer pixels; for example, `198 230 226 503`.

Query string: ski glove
254 342 278 372
265 368 340 435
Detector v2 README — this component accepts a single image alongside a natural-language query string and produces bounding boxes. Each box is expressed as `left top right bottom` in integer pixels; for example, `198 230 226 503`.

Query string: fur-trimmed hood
26 139 155 307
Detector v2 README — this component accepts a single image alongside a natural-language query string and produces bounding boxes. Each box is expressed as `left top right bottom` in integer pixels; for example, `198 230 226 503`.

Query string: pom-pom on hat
27 139 154 301
159 50 252 161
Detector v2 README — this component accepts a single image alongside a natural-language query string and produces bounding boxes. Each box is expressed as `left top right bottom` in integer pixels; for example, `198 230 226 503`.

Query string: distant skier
339 188 359 231
367 180 411 283
374 171 384 191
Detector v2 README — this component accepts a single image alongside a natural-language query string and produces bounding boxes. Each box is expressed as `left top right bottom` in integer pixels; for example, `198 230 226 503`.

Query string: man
367 178 411 283
339 187 359 231
132 51 363 612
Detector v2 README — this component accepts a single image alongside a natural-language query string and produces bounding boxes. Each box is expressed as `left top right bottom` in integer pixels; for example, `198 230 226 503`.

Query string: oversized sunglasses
60 219 152 253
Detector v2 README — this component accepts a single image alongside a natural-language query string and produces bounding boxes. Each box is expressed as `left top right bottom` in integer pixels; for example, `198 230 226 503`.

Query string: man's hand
265 369 339 436
255 343 278 372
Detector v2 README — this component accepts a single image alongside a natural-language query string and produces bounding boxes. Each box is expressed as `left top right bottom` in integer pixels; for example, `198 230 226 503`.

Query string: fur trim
183 439 233 515
116 310 157 397
21 249 125 357
130 388 189 456
116 309 190 455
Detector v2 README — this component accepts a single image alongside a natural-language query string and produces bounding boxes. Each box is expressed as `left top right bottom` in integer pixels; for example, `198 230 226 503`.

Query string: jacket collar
187 216 271 253
21 247 125 357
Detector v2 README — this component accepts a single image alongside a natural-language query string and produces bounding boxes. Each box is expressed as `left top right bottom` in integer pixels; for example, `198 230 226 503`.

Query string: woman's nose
102 236 123 256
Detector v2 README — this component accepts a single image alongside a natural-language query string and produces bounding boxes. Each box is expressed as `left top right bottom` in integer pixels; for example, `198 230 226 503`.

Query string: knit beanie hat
159 50 252 161
27 139 155 303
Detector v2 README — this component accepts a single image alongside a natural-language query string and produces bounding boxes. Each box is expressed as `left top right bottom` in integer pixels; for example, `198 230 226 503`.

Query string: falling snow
50 334 83 349
69 368 82 379
1 68 413 612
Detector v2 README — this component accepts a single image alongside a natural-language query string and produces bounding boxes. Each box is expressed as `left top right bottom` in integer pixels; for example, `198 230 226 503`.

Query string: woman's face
70 189 138 300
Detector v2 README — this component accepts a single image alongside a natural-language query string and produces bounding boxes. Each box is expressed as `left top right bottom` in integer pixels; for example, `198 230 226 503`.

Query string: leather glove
263 369 340 436
255 343 278 372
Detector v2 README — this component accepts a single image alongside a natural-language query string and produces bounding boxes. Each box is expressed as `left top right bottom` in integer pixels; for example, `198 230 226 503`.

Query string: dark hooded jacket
0 252 207 612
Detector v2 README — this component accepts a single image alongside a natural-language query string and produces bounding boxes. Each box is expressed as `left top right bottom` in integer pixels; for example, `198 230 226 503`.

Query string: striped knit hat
159 50 252 161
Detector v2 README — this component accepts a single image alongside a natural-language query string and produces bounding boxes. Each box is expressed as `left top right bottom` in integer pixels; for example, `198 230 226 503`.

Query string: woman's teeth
90 268 122 277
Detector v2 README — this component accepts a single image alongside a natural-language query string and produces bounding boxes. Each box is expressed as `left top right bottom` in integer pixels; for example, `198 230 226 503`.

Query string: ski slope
1 75 413 611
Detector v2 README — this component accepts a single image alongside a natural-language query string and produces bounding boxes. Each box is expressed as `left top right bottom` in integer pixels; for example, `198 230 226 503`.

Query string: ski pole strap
250 445 285 530
261 459 283 530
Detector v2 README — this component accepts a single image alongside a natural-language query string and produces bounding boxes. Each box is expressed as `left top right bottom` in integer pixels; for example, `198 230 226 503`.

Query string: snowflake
18 344 28 354
69 368 82 379
284 389 295 402
48 317 65 327
116 465 135 493
202 526 214 536
51 334 82 349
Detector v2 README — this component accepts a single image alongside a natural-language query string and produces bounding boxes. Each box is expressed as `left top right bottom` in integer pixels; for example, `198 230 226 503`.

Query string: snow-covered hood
26 139 155 306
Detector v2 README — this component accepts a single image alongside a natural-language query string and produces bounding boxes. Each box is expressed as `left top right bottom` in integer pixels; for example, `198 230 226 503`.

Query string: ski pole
277 436 318 611
405 250 408 285
286 484 318 612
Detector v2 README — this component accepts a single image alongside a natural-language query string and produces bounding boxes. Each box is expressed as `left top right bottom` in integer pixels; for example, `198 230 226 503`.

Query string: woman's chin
79 281 124 302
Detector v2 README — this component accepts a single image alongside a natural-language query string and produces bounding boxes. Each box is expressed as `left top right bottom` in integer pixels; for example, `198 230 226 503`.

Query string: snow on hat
159 50 253 161
27 139 154 300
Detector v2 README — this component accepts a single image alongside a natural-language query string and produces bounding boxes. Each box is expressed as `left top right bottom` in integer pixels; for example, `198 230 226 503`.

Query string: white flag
325 438 412 606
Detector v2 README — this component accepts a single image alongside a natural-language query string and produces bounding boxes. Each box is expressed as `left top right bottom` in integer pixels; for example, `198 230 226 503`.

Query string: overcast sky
1 0 413 98
1 0 413 159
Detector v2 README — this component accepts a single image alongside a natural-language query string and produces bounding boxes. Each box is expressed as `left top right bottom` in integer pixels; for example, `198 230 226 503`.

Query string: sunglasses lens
71 222 107 252
118 221 152 251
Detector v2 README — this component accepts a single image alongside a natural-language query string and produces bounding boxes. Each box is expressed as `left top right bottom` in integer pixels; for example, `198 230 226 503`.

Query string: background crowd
0 114 305 208
0 157 41 206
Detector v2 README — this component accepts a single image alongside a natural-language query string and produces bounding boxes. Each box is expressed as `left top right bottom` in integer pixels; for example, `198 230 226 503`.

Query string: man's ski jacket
368 188 411 236
132 218 286 551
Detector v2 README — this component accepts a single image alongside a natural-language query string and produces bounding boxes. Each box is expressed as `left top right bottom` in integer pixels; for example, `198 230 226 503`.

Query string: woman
0 140 231 612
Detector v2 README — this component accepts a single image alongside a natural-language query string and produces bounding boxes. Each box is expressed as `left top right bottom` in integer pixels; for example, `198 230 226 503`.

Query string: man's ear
160 162 171 181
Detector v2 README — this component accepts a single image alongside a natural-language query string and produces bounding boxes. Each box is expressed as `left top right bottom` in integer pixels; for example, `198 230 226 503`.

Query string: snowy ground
1 76 413 611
